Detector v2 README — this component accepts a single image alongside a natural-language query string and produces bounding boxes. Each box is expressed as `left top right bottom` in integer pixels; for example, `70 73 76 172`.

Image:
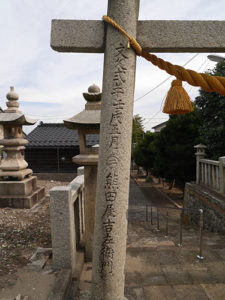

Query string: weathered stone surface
138 20 225 53
124 287 145 300
91 1 140 299
0 113 36 125
173 284 209 299
73 154 98 166
50 186 76 273
0 87 36 182
65 86 100 262
201 283 225 299
84 165 97 261
0 176 37 195
143 285 176 299
50 175 84 274
51 20 105 53
64 109 101 128
64 84 101 130
48 269 72 300
51 20 225 53
0 176 45 208
77 166 84 176
51 3 225 300
26 247 52 270
0 125 3 140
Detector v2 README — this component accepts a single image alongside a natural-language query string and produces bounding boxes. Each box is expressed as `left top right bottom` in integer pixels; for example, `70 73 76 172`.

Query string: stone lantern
64 84 101 261
0 87 45 208
194 144 206 184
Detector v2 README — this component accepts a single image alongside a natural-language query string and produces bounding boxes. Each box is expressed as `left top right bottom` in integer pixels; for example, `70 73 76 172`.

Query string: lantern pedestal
0 176 45 208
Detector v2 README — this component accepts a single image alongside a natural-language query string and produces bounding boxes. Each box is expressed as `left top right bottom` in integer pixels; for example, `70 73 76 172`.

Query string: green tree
195 61 225 159
133 131 156 176
132 114 144 144
153 107 201 185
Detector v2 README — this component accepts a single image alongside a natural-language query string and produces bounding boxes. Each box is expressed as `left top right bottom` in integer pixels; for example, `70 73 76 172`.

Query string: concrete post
92 1 140 299
50 186 76 274
50 175 85 275
219 156 225 193
77 166 84 176
194 144 206 184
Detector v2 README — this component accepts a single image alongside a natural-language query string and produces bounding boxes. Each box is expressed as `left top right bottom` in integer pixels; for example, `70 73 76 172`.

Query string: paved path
126 179 225 299
78 179 225 299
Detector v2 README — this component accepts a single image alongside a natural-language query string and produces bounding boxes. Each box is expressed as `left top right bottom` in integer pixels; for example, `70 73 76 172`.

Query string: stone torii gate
51 1 225 299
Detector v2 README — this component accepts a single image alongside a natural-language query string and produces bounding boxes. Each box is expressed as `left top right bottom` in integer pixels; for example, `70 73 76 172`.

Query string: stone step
125 247 225 287
125 284 225 300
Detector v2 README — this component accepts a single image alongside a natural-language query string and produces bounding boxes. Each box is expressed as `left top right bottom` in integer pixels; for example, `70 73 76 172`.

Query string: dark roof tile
27 123 99 148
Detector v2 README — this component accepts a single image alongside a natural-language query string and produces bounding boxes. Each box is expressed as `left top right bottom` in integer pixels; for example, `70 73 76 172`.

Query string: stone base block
0 176 45 208
0 176 37 195
0 168 33 181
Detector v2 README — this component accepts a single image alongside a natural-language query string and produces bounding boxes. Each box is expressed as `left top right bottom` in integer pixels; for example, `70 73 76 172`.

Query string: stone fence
195 144 225 194
183 145 225 234
49 167 85 275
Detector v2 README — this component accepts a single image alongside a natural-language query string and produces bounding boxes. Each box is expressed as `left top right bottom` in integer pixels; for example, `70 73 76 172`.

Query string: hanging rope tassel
102 15 225 115
163 80 193 114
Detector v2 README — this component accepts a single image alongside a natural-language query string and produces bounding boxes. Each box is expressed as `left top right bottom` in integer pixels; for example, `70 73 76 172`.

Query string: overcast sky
0 0 225 133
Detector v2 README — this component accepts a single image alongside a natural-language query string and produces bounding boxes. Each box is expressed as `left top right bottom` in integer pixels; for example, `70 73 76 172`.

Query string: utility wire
143 58 210 128
27 53 201 119
134 53 199 103
27 112 74 118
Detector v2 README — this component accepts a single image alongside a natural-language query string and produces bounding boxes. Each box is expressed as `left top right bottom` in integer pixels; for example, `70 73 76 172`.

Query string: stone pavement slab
172 284 209 299
201 283 225 299
76 179 225 299
143 285 177 300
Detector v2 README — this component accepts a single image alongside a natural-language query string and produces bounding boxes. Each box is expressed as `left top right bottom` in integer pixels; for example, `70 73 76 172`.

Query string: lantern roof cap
0 87 37 126
194 144 206 149
83 83 101 102
0 113 36 126
64 84 101 129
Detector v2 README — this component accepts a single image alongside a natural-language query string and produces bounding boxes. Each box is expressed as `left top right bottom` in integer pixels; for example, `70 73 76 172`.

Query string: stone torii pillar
51 2 225 298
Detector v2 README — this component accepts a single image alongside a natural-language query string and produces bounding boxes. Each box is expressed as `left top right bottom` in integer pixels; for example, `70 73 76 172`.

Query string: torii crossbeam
51 19 225 53
51 1 225 299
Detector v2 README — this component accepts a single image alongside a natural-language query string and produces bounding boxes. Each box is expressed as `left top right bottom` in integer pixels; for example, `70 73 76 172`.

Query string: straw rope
103 15 225 95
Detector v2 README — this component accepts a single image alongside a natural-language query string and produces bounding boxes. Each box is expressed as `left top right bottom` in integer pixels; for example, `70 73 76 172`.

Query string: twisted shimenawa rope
103 15 225 95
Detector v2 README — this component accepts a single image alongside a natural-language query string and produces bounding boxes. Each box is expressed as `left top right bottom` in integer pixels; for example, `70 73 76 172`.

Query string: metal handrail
146 204 204 260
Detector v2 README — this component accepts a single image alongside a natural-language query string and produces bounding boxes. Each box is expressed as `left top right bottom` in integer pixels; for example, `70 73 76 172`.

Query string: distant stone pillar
83 163 98 259
194 144 206 184
219 156 225 193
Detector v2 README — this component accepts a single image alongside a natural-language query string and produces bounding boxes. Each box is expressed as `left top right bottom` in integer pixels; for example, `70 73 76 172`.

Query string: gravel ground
0 179 69 288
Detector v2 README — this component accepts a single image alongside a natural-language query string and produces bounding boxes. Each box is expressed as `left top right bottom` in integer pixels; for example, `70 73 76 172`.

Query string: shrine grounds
0 174 225 299
0 179 70 298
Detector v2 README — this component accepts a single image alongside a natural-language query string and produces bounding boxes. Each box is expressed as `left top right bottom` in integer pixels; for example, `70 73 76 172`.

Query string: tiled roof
152 121 168 130
27 122 99 148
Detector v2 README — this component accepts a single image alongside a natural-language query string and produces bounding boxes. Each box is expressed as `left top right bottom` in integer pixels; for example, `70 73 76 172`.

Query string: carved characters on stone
99 43 128 279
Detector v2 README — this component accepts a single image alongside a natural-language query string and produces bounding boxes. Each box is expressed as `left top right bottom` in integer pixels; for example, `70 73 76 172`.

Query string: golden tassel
163 79 194 114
